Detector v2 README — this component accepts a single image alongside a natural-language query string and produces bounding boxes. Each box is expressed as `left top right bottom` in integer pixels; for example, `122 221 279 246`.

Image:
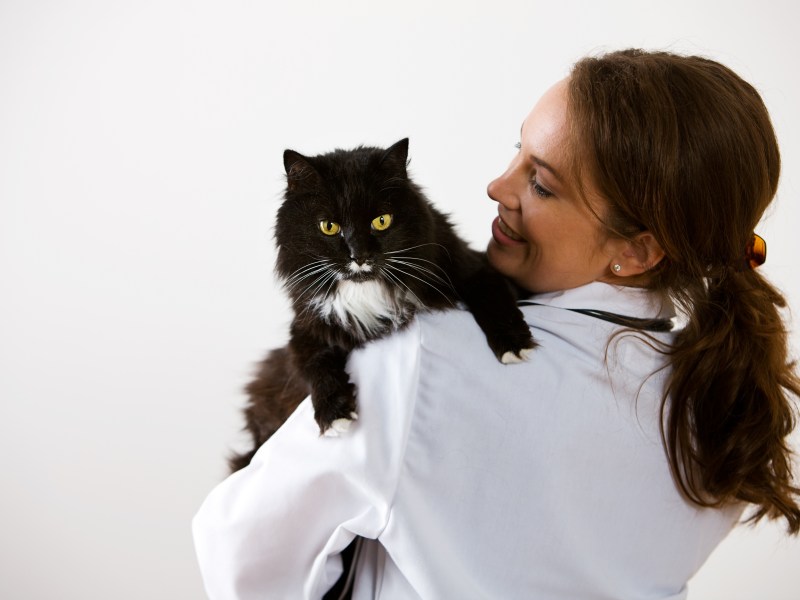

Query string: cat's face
274 140 449 310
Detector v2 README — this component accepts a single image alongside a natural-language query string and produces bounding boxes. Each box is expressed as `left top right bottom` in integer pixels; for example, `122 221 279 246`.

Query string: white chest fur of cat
310 276 418 341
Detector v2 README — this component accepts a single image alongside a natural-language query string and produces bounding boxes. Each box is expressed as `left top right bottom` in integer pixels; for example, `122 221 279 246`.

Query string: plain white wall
1 1 799 598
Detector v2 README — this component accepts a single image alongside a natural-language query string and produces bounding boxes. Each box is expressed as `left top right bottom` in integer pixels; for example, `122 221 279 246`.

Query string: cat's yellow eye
371 214 393 231
319 220 341 236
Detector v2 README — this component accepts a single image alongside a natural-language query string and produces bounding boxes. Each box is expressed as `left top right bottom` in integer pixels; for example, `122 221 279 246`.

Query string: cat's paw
323 412 359 437
314 381 358 436
500 347 535 364
492 328 538 365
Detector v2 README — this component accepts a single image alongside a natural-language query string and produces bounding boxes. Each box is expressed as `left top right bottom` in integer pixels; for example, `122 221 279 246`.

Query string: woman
193 49 800 599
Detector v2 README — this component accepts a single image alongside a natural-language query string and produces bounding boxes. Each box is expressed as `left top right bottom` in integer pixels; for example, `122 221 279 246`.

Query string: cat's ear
284 150 318 192
380 138 410 177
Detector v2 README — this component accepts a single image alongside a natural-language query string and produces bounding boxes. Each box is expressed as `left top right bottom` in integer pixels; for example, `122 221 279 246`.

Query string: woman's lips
492 216 526 245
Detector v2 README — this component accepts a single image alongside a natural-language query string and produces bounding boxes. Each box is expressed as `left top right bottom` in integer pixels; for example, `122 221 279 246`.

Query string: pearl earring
613 264 622 273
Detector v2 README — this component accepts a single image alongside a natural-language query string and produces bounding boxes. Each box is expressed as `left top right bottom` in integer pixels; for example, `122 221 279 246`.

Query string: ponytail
665 269 800 532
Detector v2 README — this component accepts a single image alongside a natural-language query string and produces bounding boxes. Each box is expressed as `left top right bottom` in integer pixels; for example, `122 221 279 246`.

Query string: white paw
500 348 534 364
323 417 356 437
518 348 535 361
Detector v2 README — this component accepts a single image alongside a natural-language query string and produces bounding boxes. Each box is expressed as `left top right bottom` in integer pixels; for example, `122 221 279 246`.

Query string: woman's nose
486 177 501 203
487 168 518 209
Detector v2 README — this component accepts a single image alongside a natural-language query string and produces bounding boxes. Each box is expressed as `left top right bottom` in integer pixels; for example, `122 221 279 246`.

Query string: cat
228 138 535 472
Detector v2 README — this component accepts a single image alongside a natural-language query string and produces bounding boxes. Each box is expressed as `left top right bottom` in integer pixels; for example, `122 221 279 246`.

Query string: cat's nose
348 257 373 274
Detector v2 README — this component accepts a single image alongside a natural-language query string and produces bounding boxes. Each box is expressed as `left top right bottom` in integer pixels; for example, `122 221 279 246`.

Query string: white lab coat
193 282 742 599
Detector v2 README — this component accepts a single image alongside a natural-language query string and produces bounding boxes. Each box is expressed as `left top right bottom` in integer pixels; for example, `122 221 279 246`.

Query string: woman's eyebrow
533 157 563 183
520 123 563 183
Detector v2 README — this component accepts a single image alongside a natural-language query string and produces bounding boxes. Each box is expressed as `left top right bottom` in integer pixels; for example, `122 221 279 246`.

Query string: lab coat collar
527 282 676 320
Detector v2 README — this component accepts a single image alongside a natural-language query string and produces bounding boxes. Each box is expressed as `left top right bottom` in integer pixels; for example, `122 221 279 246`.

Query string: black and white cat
229 139 534 471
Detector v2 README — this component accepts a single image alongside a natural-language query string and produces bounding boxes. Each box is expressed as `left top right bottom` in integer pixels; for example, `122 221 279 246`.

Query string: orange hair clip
744 233 767 270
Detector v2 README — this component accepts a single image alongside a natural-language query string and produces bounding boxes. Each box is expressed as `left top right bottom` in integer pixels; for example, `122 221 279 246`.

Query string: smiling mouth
497 216 524 242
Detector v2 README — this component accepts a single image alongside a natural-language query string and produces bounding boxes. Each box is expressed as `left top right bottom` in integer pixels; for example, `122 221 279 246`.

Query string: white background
2 1 799 598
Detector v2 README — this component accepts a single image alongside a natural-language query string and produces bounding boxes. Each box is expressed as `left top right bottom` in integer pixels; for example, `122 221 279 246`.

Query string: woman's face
486 79 622 294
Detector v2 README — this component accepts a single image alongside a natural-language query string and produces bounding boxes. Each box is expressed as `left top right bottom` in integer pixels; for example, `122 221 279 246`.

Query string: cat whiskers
283 260 343 314
303 273 341 319
382 260 455 306
385 242 452 261
385 255 455 290
380 268 424 307
297 269 340 319
283 260 335 293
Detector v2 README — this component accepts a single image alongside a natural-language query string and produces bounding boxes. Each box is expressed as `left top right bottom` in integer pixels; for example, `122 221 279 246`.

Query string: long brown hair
568 49 800 532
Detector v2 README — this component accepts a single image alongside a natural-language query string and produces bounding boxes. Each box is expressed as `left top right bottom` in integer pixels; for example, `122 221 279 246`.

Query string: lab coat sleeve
192 320 422 600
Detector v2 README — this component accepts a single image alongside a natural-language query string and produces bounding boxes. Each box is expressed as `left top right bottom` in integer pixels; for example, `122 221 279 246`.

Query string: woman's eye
531 178 553 199
371 214 393 231
319 220 341 236
514 141 552 197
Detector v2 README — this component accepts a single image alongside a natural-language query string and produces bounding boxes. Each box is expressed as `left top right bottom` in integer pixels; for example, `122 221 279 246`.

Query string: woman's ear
609 232 665 277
